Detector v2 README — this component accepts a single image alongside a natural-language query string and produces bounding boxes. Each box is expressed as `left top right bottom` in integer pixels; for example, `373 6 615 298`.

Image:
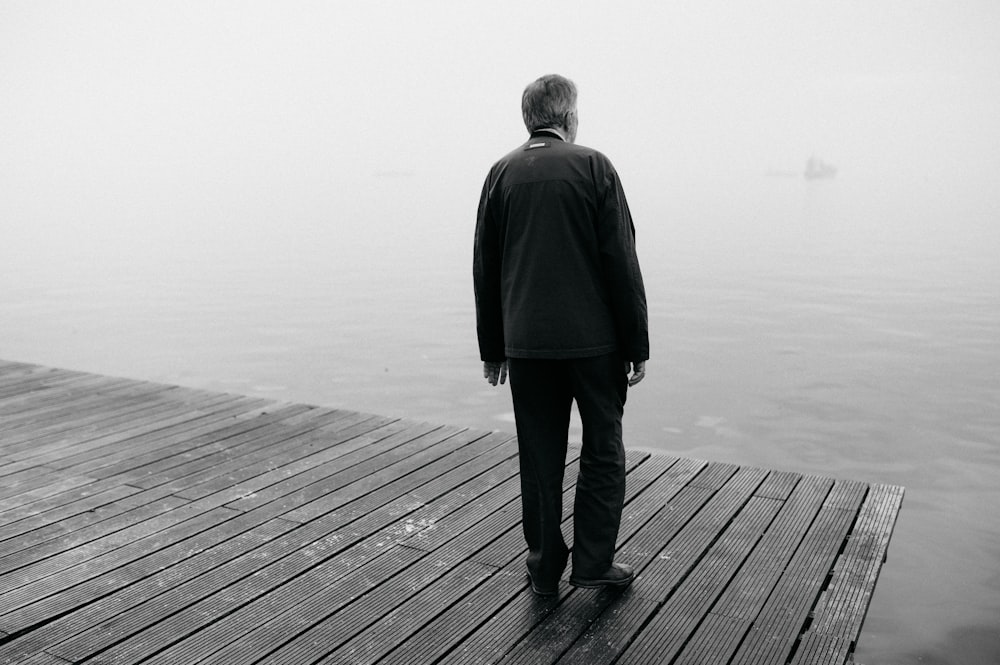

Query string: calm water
3 172 999 664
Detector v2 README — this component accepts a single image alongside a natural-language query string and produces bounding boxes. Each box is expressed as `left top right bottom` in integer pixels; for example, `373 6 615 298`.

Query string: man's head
521 74 578 144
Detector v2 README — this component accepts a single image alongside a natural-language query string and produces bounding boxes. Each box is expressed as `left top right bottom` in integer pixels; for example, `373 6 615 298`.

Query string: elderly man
474 74 649 595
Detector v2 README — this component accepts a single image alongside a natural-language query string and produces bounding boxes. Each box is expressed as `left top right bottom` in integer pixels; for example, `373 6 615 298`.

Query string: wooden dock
0 359 902 665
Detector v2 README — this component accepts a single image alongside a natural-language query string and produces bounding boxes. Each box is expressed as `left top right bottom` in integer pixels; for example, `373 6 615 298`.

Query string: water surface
3 172 998 664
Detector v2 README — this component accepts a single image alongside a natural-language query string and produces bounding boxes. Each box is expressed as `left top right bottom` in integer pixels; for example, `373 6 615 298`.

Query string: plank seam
784 485 869 665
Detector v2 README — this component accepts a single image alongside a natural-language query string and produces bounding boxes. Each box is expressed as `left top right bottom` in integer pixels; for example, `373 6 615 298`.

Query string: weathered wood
44 428 512 662
46 395 277 475
441 464 716 665
616 496 782 664
0 392 259 478
0 382 180 451
0 361 903 665
790 633 853 665
0 518 298 663
127 434 522 665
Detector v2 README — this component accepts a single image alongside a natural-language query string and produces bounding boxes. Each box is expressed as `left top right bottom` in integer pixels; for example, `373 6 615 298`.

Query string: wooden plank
548 593 661 665
83 402 313 482
0 391 249 477
0 382 180 451
613 458 710 549
0 376 165 430
1 387 268 459
0 475 110 519
152 545 432 665
434 573 563 665
165 411 386 492
152 542 426 665
500 586 619 665
408 447 658 569
0 484 144 546
465 449 651 571
674 613 752 665
207 419 443 509
0 517 298 663
0 372 110 413
41 428 508 656
808 484 904 643
377 565 532 665
0 394 282 499
460 458 726 665
120 407 358 489
729 631 799 665
0 495 189 580
281 424 475 517
554 466 769 665
234 423 461 514
389 461 521 554
535 461 711 665
437 460 714 665
0 506 242 633
710 474 834 622
0 360 39 375
0 486 179 560
729 481 868 665
47 522 303 663
330 462 575 664
747 505 858 638
44 516 348 663
689 460 740 489
0 396 230 485
0 400 280 521
0 362 903 665
790 633 853 665
9 650 72 665
11 422 478 644
0 478 129 524
111 405 324 488
108 434 520 665
617 496 781 664
631 466 768 603
0 467 92 505
754 469 801 500
42 395 277 475
0 371 105 406
547 482 775 665
634 474 838 665
286 553 494 665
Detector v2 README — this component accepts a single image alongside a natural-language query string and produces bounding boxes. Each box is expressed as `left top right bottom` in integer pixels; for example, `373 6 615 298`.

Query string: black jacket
474 130 648 362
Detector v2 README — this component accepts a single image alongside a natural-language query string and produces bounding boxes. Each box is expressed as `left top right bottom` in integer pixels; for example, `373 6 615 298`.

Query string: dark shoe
526 570 559 596
569 562 635 589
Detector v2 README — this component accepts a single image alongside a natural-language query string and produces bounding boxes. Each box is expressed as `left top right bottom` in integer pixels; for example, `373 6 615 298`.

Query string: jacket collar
529 128 566 142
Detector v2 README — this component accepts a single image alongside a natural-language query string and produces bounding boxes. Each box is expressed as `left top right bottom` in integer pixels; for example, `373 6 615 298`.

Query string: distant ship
804 156 837 180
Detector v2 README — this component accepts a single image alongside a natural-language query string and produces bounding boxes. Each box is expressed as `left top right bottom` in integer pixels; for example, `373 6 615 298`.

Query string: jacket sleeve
473 172 506 361
596 163 650 362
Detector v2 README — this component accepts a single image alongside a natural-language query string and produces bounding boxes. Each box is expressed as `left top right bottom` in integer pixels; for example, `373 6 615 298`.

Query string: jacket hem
505 344 619 360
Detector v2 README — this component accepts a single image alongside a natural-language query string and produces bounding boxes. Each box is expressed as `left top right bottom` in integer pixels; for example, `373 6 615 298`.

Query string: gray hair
521 74 577 133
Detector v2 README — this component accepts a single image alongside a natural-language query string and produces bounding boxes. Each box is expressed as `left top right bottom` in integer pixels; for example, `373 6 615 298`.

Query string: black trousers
508 353 628 584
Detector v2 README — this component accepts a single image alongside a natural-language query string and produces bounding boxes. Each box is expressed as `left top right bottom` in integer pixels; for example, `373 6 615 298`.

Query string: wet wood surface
0 360 903 664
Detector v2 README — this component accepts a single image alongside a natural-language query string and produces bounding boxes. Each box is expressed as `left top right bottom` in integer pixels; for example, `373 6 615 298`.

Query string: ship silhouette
804 156 837 180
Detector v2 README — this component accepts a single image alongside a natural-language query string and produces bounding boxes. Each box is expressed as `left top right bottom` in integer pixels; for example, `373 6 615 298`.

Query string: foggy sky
2 1 999 262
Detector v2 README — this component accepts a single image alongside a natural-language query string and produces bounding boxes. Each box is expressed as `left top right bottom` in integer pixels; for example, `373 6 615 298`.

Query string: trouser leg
569 353 628 577
508 358 572 584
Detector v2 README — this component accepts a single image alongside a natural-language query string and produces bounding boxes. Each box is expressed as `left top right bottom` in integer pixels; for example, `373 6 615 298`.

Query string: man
473 74 649 596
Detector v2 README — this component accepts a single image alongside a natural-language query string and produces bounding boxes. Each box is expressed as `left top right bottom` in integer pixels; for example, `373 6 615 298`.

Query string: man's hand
483 360 508 386
624 360 646 387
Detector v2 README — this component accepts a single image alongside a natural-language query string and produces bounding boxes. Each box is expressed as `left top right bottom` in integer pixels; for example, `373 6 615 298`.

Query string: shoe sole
526 573 558 596
568 574 635 589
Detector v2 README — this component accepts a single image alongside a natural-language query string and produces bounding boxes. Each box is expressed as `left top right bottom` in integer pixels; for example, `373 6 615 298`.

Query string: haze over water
3 3 999 663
